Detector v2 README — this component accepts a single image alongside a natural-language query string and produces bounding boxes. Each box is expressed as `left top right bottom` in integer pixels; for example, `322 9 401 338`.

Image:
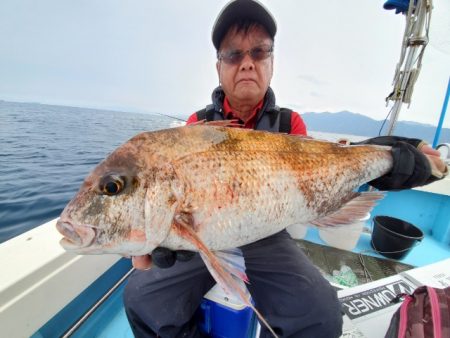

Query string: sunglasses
218 45 273 65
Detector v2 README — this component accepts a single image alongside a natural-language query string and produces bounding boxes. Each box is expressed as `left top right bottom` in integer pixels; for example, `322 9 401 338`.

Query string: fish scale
157 129 391 251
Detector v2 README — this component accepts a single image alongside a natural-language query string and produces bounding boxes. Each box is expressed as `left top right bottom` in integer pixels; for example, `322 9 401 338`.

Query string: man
125 1 447 337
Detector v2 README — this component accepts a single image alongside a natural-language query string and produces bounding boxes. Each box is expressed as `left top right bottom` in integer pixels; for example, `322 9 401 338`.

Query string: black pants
124 230 343 338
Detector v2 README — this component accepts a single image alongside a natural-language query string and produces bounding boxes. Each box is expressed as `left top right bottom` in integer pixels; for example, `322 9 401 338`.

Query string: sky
1 0 449 127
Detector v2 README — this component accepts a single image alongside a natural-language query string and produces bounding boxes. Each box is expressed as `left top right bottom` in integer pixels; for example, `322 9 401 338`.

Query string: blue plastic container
197 285 257 338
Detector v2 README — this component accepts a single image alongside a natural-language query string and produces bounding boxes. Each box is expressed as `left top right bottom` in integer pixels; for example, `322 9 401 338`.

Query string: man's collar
222 97 264 121
210 86 276 115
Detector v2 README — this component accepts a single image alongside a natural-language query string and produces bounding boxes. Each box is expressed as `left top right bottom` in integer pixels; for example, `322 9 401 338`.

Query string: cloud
0 0 449 127
296 75 328 86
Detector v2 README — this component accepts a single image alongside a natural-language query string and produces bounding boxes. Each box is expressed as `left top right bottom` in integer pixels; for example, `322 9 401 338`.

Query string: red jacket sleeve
186 113 198 125
290 112 307 136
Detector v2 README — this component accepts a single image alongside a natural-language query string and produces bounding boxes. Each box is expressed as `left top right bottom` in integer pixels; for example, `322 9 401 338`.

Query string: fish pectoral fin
172 215 278 338
172 213 249 289
311 191 385 227
215 248 249 284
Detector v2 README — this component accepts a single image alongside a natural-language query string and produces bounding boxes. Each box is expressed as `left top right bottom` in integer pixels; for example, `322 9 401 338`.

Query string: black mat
295 240 413 285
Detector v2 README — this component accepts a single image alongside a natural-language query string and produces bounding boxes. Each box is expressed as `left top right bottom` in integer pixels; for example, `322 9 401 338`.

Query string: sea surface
0 100 366 244
0 101 185 243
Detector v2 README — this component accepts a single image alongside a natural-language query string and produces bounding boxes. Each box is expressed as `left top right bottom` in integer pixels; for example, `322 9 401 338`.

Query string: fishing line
153 112 187 122
378 104 395 136
358 252 373 282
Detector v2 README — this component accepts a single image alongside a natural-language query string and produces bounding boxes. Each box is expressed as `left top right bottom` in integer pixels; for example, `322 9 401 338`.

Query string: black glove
352 136 440 191
352 136 423 148
151 247 196 269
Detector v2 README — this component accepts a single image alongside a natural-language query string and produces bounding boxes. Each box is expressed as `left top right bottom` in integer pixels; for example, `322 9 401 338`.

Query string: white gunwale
0 219 120 338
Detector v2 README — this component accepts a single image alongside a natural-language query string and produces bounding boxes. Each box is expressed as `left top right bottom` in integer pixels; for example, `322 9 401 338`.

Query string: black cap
212 0 277 50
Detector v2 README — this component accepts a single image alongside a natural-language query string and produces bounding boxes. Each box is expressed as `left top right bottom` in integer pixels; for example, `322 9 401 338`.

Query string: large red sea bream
56 124 394 336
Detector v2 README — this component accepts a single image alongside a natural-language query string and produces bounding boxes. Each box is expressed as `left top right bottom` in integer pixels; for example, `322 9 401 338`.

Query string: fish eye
99 175 126 196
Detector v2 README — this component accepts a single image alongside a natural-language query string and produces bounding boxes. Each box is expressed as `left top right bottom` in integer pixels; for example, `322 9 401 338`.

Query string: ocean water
0 101 184 243
0 101 367 244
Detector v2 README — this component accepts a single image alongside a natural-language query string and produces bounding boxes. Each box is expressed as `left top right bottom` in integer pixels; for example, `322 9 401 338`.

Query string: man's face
216 25 274 108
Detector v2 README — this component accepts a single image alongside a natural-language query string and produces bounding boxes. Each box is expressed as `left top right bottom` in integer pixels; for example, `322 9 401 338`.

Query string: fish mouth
56 219 96 250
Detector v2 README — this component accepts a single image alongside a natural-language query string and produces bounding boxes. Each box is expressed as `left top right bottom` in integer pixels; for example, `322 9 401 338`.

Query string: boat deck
64 233 444 338
27 185 450 338
304 227 450 269
297 238 412 285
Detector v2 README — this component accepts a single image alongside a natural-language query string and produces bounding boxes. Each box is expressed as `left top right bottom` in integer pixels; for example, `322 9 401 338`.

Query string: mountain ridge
301 111 449 144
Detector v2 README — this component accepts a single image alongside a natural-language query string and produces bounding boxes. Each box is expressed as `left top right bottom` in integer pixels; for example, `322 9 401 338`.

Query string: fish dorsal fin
172 212 279 338
189 119 242 128
311 191 385 227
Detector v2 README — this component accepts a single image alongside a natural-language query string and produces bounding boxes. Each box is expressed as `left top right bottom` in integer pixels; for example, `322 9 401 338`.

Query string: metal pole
385 0 431 136
385 43 420 136
432 76 450 148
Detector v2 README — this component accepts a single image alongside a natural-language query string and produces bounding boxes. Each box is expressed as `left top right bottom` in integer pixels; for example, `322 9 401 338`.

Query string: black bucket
371 216 424 260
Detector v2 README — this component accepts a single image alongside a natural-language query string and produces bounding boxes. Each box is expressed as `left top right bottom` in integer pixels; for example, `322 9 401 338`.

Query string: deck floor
296 239 412 286
71 238 419 338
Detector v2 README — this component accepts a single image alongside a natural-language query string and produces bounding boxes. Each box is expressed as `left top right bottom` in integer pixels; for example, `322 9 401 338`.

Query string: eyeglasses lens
220 46 272 65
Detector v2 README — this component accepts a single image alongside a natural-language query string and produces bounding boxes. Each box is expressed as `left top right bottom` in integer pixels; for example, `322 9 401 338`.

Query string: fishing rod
153 112 187 122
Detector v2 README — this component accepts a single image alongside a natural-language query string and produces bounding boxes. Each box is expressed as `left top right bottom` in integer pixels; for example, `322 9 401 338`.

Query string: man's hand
132 248 196 271
353 136 448 191
132 255 153 270
421 144 448 175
